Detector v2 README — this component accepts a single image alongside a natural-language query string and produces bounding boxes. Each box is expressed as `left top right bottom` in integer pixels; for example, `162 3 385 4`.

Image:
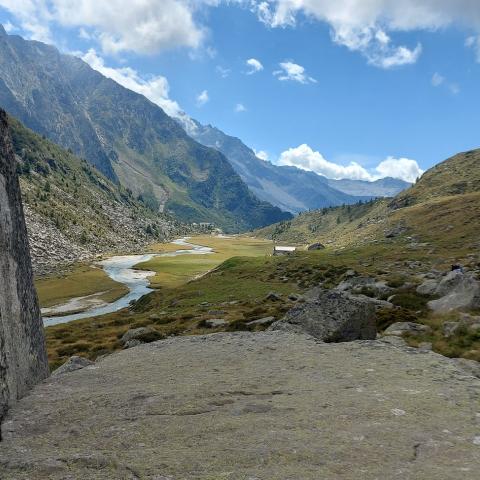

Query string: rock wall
0 109 49 426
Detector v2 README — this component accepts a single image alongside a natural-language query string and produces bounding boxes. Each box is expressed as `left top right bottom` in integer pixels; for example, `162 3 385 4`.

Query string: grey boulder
307 242 325 251
52 356 94 376
416 279 438 296
246 316 275 326
428 271 480 312
384 322 431 337
120 327 163 345
269 288 377 342
205 319 228 328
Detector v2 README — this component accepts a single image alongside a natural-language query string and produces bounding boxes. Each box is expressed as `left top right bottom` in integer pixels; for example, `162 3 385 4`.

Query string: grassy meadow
135 235 273 288
42 234 480 371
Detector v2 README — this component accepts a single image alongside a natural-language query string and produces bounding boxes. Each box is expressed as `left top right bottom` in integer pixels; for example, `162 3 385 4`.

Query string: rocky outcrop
0 110 49 425
1 332 479 479
307 242 325 250
51 356 93 377
384 322 432 336
269 288 377 341
427 270 480 312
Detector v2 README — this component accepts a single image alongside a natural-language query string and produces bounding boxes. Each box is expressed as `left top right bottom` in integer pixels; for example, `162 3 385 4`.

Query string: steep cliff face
0 29 290 231
0 109 48 426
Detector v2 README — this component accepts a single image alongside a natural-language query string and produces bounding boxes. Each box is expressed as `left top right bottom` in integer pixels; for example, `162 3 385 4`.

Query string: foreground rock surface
270 288 377 341
1 332 479 480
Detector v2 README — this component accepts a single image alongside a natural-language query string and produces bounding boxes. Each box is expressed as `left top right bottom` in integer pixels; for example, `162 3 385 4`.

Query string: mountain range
0 25 411 232
187 120 410 214
0 25 289 232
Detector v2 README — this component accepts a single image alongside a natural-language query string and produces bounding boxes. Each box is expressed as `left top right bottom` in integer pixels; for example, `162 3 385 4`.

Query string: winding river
42 238 213 327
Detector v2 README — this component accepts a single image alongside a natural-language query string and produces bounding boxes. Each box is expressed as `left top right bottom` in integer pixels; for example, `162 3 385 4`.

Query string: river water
43 238 213 327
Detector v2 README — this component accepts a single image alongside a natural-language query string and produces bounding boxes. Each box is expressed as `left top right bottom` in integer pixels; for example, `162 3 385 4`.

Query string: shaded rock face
0 110 48 424
270 288 377 342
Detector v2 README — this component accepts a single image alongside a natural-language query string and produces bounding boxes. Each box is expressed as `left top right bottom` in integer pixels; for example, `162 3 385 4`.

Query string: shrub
57 341 92 357
390 292 430 311
376 308 419 332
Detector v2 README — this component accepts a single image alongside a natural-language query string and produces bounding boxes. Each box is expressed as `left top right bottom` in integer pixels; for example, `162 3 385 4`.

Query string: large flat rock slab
1 332 479 479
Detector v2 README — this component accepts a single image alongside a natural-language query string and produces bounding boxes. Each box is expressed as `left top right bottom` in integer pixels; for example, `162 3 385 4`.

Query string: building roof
274 246 296 252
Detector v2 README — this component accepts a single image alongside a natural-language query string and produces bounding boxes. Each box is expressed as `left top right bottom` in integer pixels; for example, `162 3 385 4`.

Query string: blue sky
1 1 480 182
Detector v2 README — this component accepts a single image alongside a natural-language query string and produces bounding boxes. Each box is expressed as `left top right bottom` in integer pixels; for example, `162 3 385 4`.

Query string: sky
1 1 480 183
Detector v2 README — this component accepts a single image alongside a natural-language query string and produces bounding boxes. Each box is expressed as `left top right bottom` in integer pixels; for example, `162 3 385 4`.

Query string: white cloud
5 1 480 65
374 157 424 183
273 61 316 84
465 35 480 62
196 89 209 107
252 1 480 68
431 72 460 94
0 0 212 54
254 149 269 161
278 144 372 180
235 103 247 112
0 0 52 42
5 1 480 64
246 57 263 74
277 144 423 182
81 49 197 132
432 72 445 86
3 20 16 32
216 65 230 78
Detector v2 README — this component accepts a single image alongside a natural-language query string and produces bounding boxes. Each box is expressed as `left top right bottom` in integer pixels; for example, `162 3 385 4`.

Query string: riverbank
36 264 129 311
38 236 272 323
135 235 272 288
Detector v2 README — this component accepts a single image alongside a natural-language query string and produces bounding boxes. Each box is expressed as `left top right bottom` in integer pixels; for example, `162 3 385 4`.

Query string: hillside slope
391 148 480 208
9 114 183 274
0 26 289 231
256 147 480 263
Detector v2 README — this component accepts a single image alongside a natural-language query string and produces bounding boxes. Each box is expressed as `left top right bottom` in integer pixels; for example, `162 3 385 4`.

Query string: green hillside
9 114 182 273
256 147 480 256
391 148 480 208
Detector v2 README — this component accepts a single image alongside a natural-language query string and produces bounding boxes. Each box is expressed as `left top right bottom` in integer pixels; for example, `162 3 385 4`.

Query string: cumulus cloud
277 144 423 183
274 61 316 84
0 0 211 54
81 49 197 132
235 103 247 112
252 0 480 68
5 1 480 64
254 149 269 161
246 57 263 74
375 157 424 182
278 144 372 180
196 89 209 107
